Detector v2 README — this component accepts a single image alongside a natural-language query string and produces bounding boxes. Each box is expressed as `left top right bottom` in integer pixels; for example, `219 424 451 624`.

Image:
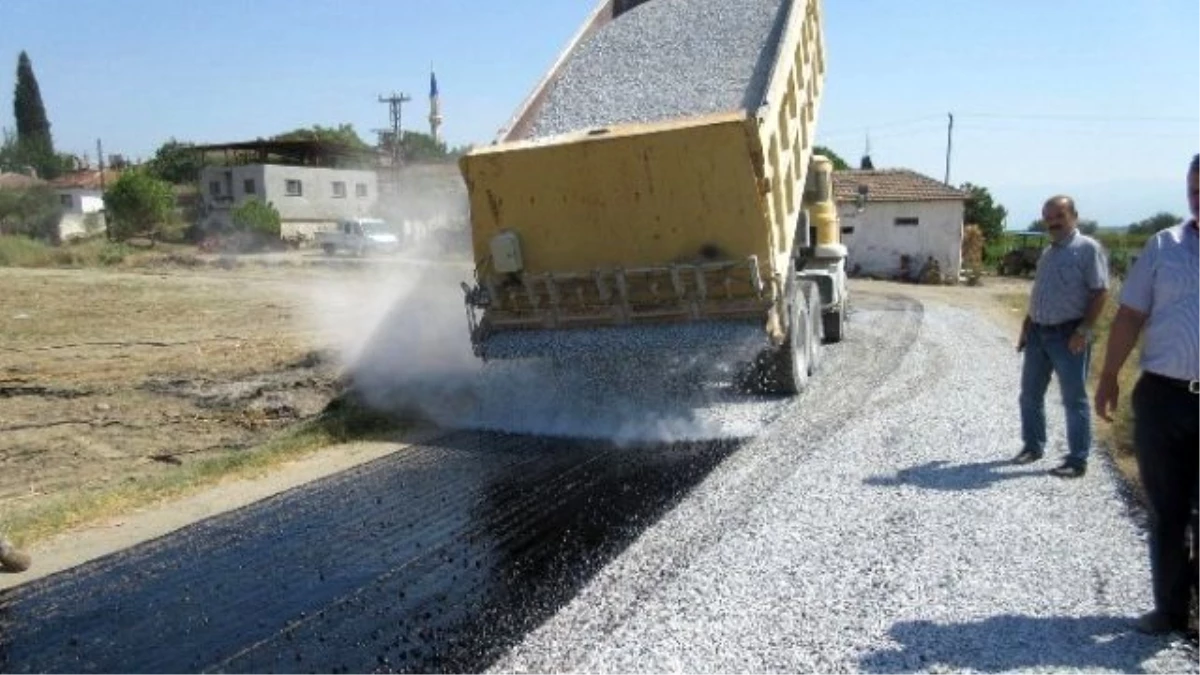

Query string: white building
199 164 379 241
48 170 116 241
832 169 967 281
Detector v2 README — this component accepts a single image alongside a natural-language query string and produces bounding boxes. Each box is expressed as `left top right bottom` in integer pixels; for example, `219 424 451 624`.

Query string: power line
819 126 945 142
953 123 1192 139
818 115 945 137
818 111 1197 141
957 112 1198 123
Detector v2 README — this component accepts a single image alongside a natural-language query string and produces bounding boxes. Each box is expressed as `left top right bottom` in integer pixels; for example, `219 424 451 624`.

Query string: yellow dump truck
458 0 847 395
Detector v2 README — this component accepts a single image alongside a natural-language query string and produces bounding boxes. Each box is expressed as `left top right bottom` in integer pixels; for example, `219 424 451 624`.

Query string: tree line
0 50 471 245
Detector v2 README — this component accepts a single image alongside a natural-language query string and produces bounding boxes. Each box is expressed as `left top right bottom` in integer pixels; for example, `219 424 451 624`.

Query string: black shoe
1049 461 1086 478
1012 449 1043 465
1136 610 1188 635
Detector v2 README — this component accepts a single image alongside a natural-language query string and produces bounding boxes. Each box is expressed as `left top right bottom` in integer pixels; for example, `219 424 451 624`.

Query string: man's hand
1017 329 1028 353
1095 372 1120 422
1068 333 1088 355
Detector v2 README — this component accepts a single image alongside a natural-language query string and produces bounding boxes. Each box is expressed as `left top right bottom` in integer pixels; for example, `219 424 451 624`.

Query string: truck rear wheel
748 278 815 396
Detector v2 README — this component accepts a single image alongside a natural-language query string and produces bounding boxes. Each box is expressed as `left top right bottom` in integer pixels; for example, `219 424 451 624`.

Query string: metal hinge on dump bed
463 256 770 357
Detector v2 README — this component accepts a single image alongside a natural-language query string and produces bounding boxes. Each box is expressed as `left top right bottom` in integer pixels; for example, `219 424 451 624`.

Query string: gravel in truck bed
525 0 790 139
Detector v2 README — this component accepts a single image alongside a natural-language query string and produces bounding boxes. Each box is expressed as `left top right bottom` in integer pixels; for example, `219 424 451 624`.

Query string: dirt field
0 265 357 532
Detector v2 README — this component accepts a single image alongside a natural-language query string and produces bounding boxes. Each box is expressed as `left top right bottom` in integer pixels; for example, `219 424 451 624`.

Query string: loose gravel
487 293 1197 673
524 0 789 139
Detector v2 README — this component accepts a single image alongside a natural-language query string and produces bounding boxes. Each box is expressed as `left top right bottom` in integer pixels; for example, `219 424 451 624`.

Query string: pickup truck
316 218 401 256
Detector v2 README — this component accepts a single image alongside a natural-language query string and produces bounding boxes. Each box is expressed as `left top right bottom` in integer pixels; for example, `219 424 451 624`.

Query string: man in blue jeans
1014 195 1110 478
1095 154 1199 635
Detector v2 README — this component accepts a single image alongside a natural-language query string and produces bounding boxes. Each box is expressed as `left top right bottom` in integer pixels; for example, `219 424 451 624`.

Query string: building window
331 181 347 198
59 194 73 208
285 179 303 197
355 183 368 198
894 217 920 226
244 179 256 195
209 181 221 197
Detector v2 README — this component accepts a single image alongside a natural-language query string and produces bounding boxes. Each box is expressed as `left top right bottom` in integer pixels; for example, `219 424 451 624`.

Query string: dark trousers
1132 372 1200 622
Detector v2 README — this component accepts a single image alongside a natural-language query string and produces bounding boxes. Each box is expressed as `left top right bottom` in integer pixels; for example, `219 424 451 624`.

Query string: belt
1033 319 1082 331
1145 371 1200 395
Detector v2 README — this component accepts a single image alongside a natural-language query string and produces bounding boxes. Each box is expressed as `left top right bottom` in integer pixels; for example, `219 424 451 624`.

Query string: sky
1 0 1196 228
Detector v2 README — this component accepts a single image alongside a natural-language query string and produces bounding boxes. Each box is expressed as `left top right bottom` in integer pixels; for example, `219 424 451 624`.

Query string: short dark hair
1044 194 1078 217
1190 154 1199 175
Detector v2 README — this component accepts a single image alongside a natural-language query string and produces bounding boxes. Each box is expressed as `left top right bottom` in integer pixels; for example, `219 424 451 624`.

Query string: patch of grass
0 235 136 268
0 235 213 269
3 396 412 548
1001 284 1142 495
0 235 55 266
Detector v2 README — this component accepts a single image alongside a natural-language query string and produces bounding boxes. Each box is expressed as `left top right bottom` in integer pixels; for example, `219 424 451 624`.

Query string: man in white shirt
1095 154 1199 636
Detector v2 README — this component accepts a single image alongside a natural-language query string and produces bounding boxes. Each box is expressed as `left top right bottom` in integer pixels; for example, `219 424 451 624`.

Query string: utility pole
97 138 109 241
377 92 412 166
97 138 106 190
944 113 954 185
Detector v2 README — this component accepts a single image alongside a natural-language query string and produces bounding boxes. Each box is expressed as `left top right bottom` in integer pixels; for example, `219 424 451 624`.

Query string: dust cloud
298 192 785 445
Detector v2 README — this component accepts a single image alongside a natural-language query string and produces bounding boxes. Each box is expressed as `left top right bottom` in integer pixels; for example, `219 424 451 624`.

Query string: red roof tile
0 172 44 189
48 169 123 190
833 169 966 203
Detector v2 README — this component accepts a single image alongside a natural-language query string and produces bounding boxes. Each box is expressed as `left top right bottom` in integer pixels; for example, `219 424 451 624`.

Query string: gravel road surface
0 288 1193 673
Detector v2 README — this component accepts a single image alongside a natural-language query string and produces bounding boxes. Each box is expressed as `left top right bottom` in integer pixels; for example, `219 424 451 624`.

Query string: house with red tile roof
832 169 968 281
47 169 122 240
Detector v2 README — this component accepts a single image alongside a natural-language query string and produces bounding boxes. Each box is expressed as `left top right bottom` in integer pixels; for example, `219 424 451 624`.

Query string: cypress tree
13 51 57 178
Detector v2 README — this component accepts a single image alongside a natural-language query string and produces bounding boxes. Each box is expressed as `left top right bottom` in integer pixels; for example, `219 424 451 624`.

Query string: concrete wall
56 189 105 214
55 188 106 241
199 165 378 240
837 200 964 280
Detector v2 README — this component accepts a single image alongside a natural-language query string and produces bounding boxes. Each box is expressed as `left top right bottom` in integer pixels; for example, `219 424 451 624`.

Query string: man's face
1188 167 1198 219
1042 199 1076 242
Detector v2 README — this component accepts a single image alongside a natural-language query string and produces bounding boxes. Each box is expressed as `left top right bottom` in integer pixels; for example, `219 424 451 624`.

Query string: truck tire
804 281 823 374
750 277 813 396
823 300 845 343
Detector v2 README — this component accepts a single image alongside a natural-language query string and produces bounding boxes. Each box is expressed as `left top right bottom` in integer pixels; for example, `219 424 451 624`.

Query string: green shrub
104 170 176 242
231 198 281 238
0 235 53 266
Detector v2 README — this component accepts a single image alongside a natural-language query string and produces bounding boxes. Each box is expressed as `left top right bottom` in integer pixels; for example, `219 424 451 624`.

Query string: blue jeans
1019 322 1092 463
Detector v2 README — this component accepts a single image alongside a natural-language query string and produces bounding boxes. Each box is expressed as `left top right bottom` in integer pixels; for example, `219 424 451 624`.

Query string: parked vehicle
316 218 401 256
998 232 1047 277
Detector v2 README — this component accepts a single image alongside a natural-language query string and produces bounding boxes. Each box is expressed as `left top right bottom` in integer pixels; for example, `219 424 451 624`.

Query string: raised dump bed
458 0 839 393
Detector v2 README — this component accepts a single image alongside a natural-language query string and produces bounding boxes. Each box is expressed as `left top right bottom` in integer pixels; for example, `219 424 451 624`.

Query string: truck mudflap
463 255 775 358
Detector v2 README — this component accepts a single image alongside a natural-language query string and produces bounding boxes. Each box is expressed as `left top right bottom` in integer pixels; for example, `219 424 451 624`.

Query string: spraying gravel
334 263 797 444
525 0 788 139
486 291 1197 673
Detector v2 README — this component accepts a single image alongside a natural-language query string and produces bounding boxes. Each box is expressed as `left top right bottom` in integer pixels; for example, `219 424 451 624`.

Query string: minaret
429 68 443 144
